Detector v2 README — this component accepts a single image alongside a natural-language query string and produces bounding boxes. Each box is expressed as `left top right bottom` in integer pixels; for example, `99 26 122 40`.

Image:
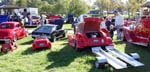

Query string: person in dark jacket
106 18 115 40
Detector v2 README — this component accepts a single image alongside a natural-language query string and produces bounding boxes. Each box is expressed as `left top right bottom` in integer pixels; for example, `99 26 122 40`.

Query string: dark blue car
32 24 66 42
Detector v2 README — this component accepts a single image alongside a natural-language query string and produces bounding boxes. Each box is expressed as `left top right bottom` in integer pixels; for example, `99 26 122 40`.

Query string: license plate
39 43 45 47
93 40 99 43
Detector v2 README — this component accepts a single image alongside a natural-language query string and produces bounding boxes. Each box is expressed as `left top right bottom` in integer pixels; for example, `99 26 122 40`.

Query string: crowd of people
5 9 33 27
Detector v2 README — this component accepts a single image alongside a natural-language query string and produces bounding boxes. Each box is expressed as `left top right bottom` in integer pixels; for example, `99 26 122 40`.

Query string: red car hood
83 17 103 32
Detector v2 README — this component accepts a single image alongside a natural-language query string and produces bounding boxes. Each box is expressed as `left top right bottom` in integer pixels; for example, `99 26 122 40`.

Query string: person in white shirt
40 14 47 25
114 11 124 40
100 17 107 29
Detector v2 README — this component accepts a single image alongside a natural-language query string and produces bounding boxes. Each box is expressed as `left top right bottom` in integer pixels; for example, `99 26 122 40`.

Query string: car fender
9 32 16 41
123 27 134 42
68 35 76 47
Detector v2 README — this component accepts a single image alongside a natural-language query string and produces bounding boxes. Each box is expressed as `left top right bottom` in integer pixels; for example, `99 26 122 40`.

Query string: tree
128 0 146 16
5 0 90 15
39 1 52 13
96 0 124 14
51 0 71 14
68 0 90 16
15 0 29 7
96 0 111 11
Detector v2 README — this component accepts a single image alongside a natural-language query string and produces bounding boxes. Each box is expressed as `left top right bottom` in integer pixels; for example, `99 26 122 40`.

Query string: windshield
0 24 13 29
35 26 54 33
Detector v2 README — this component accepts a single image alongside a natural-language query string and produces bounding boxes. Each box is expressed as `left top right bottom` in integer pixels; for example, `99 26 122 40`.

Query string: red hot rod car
32 36 51 51
68 17 113 51
0 22 28 42
122 1 150 47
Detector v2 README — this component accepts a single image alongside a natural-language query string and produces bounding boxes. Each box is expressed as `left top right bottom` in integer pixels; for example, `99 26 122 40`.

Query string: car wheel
3 47 10 53
75 42 83 52
62 33 66 38
51 36 57 42
32 37 35 39
48 45 51 49
13 35 18 42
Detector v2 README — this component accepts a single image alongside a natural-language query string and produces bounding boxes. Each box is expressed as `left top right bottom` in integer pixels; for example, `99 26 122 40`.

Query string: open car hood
81 17 103 32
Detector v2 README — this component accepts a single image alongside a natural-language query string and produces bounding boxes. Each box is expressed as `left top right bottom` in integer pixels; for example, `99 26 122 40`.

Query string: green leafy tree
39 1 52 13
68 0 89 16
5 0 90 15
96 0 124 15
128 0 146 16
96 0 110 11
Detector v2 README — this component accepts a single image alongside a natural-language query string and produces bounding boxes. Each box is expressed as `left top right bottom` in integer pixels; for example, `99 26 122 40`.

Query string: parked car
122 2 150 47
32 36 51 51
1 39 18 53
0 22 28 42
68 17 113 51
31 24 66 42
31 15 40 25
24 15 40 27
47 15 62 24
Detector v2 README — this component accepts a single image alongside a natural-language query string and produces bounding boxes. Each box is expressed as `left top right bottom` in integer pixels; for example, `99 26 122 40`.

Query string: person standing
105 17 114 39
114 11 124 40
100 17 107 29
22 9 30 25
40 13 47 25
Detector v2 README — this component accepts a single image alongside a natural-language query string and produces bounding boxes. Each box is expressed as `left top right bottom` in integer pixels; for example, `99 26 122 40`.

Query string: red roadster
68 17 113 51
122 1 150 47
32 36 51 51
0 22 28 42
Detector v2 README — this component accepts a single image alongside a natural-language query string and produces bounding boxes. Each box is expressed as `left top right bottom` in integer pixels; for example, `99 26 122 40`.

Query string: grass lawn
63 24 72 30
0 24 150 72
